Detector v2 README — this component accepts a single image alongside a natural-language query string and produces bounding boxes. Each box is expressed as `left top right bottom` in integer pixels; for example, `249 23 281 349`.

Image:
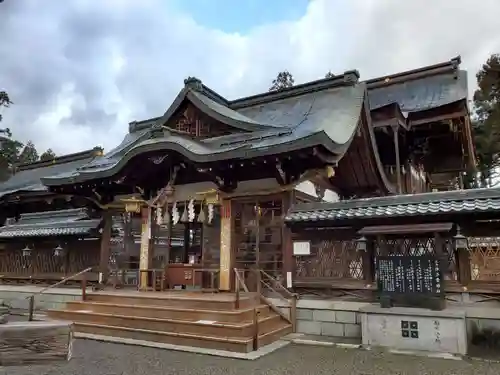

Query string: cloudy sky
1 0 499 155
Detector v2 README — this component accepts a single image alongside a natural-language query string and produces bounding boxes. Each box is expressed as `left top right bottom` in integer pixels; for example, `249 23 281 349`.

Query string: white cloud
0 0 499 155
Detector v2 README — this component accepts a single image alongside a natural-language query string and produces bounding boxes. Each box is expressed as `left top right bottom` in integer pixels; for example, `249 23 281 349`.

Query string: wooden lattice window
468 237 500 281
234 199 283 279
294 239 363 280
374 236 457 281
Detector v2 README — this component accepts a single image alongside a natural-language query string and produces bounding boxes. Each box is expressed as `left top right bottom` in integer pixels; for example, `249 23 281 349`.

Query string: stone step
65 301 272 322
47 309 282 338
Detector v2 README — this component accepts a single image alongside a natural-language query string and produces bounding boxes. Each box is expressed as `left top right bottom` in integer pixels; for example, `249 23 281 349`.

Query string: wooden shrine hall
0 56 478 353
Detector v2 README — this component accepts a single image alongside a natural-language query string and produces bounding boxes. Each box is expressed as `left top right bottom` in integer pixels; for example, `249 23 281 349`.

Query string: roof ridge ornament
184 76 203 91
343 70 360 84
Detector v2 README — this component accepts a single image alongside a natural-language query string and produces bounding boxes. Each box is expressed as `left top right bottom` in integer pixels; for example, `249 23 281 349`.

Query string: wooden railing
233 268 298 335
3 267 95 321
256 269 297 333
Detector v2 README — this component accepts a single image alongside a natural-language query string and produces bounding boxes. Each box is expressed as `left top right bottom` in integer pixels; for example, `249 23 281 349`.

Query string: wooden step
65 301 272 322
74 320 293 353
85 292 257 310
47 309 283 338
74 323 253 353
258 322 293 347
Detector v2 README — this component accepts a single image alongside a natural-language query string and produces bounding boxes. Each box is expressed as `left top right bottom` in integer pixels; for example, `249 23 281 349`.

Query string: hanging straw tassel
180 202 188 223
197 202 206 224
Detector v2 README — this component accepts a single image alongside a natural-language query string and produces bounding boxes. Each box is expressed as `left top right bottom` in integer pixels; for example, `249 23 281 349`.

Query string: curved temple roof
367 56 468 114
0 148 102 199
43 72 367 185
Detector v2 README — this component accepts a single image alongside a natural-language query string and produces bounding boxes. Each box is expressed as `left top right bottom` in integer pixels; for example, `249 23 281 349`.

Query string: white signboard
293 241 311 256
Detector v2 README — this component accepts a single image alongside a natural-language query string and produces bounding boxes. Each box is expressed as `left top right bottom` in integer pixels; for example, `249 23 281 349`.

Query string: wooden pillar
99 210 112 284
219 199 233 291
282 191 293 288
362 238 375 283
392 125 402 194
139 206 152 290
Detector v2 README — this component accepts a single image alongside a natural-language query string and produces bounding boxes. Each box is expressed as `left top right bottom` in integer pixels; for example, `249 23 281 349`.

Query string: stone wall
269 298 369 339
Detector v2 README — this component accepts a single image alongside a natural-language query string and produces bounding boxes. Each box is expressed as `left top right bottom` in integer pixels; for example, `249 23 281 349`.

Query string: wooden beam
409 110 466 126
358 222 454 235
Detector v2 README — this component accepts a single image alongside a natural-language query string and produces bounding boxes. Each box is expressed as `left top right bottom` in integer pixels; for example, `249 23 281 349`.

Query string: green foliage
269 71 294 91
18 140 39 164
40 148 56 161
467 54 500 188
0 137 23 182
0 91 12 123
325 71 335 78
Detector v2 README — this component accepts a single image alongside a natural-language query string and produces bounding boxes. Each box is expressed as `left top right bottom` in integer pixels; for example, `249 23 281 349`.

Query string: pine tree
269 71 295 91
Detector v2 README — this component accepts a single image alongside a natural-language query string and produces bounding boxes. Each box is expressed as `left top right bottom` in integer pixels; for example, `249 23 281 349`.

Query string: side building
0 148 108 284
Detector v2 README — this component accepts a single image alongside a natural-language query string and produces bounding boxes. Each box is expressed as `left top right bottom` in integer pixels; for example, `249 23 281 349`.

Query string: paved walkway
2 340 500 375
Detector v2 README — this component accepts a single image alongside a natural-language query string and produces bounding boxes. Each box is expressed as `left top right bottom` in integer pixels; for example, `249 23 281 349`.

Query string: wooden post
81 273 87 301
235 272 240 309
363 238 375 283
139 206 152 290
28 296 34 322
99 210 112 285
252 308 259 351
392 125 402 194
290 294 297 333
282 191 293 288
255 204 261 294
219 200 233 291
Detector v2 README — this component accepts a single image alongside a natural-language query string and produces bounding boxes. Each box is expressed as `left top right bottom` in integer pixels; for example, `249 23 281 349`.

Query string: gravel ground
2 340 500 375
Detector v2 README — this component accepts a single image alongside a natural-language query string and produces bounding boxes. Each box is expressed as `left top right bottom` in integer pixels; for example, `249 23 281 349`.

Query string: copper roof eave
358 222 454 236
366 56 461 89
41 132 349 186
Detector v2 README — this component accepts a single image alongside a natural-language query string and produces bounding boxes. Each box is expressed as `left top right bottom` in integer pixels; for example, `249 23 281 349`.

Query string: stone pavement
2 340 500 375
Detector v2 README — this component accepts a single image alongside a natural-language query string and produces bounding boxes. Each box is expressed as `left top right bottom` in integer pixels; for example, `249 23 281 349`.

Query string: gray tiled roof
0 208 101 238
285 188 500 223
43 73 365 185
0 149 100 198
367 70 468 113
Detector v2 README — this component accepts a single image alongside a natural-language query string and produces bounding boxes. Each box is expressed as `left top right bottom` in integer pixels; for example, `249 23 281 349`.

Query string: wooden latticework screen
234 198 283 279
0 240 100 278
294 239 363 280
374 236 458 281
468 237 500 281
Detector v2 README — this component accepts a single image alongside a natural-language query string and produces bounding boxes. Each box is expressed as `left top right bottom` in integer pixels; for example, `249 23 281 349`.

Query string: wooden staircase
47 291 292 353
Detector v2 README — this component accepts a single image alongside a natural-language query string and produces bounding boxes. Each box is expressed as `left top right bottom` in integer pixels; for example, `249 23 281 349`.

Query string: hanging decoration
207 204 214 224
197 202 206 224
187 199 195 222
180 202 189 223
155 208 163 226
172 202 180 225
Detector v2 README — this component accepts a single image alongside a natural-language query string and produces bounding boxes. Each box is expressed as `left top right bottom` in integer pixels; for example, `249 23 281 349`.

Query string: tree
0 91 11 123
0 137 23 182
269 71 294 91
465 54 500 188
40 149 56 161
325 71 335 78
18 140 39 164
